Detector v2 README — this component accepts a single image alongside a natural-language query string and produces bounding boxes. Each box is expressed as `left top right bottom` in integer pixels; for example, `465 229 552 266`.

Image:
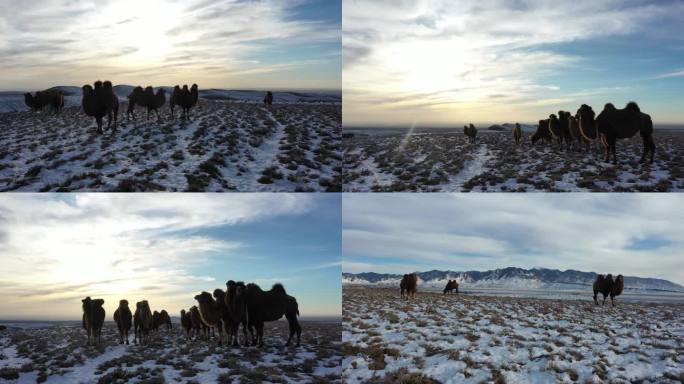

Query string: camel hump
626 101 640 113
604 103 616 111
272 283 287 295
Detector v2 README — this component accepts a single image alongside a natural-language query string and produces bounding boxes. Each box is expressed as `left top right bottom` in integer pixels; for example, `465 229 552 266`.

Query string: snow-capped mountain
342 267 684 292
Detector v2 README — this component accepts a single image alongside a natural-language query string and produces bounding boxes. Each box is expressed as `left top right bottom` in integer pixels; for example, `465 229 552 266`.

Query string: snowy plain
0 320 341 383
0 90 341 192
343 129 684 192
342 287 684 384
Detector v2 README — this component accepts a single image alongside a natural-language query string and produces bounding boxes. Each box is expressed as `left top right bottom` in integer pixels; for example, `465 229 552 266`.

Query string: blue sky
343 194 684 285
0 194 340 320
0 0 340 91
343 0 684 126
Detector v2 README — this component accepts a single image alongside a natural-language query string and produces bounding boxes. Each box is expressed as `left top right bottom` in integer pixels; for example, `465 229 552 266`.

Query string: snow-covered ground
0 99 341 191
342 287 684 384
343 130 684 192
0 320 341 383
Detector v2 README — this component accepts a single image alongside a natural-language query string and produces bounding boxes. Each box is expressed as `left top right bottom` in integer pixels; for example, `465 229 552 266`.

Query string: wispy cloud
343 0 684 125
0 0 340 90
651 69 684 79
343 194 684 285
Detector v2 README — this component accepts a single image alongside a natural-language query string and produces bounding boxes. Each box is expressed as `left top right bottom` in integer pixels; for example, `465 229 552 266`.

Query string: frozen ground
343 130 684 192
342 287 684 384
0 100 341 191
0 320 341 383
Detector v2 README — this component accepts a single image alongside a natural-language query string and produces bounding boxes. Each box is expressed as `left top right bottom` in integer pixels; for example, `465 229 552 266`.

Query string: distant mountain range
0 86 341 113
488 123 537 132
342 267 684 292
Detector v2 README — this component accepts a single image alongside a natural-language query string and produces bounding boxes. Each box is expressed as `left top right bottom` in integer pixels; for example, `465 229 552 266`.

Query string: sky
0 0 341 91
343 0 684 127
0 194 341 320
343 194 684 286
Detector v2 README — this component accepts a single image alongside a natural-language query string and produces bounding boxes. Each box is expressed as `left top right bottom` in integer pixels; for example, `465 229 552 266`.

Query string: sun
95 0 185 63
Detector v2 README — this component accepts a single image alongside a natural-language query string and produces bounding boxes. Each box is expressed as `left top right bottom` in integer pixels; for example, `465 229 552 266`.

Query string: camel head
82 296 92 308
191 84 198 91
272 283 287 295
213 288 225 300
626 101 640 113
195 291 213 304
180 309 186 316
119 299 128 307
92 299 104 307
103 81 113 90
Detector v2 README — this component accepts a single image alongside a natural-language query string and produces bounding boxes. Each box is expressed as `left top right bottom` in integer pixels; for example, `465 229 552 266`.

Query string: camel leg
611 138 618 164
593 291 599 305
285 313 301 347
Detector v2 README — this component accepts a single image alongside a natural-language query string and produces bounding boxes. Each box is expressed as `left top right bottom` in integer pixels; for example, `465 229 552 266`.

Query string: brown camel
596 102 655 164
195 291 224 345
443 280 459 295
189 305 203 340
159 310 172 330
225 280 252 346
531 119 552 146
133 300 152 344
244 283 301 347
126 86 146 120
180 309 192 339
400 273 417 299
213 288 232 345
82 81 118 133
151 310 160 331
513 123 522 145
24 90 64 114
568 114 590 152
576 104 603 152
463 124 477 144
113 299 132 345
264 91 274 106
143 86 166 120
593 274 625 306
170 85 182 118
174 84 199 119
82 297 105 346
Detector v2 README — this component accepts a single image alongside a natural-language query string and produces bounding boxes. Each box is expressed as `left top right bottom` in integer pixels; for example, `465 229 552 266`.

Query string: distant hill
343 267 684 292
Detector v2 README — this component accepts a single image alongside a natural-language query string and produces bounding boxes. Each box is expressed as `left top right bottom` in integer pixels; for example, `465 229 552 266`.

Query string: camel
596 102 655 164
593 274 625 306
531 119 552 146
213 289 232 345
173 84 199 119
82 81 118 133
568 114 590 152
557 111 573 150
24 90 64 114
400 273 417 299
225 280 252 346
113 299 132 345
159 310 172 330
513 123 522 145
576 104 603 152
194 291 224 345
189 305 203 340
151 310 161 331
143 86 166 120
180 309 192 339
133 300 152 344
264 91 274 106
463 124 477 144
169 85 182 118
126 86 146 120
244 283 301 347
82 297 105 346
443 280 459 295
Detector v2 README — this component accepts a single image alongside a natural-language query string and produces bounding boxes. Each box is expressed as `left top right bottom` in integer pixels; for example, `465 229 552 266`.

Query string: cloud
0 0 340 90
342 194 684 285
343 0 684 125
652 69 684 79
0 194 316 319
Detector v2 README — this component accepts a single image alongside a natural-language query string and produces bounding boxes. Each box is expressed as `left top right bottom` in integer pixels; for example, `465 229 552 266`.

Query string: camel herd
23 82 278 134
81 281 302 348
397 272 625 306
528 102 655 164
